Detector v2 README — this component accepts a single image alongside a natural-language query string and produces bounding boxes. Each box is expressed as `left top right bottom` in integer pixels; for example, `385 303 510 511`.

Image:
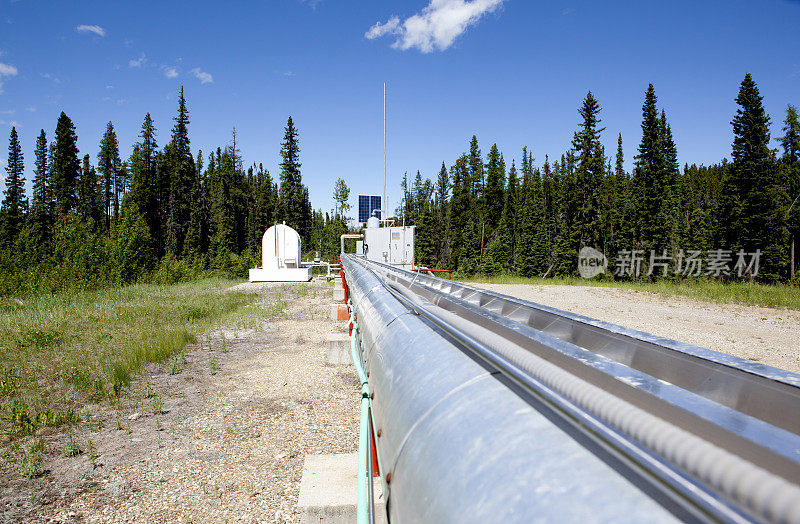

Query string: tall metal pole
383 83 387 222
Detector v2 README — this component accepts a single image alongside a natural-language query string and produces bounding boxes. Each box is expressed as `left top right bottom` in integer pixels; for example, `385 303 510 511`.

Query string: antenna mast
383 82 387 222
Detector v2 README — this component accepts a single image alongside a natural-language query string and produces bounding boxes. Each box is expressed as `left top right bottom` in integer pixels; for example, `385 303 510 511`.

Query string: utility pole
383 82 387 222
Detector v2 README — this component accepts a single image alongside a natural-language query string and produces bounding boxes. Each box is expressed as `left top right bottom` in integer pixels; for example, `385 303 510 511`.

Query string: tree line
0 87 348 295
402 73 800 284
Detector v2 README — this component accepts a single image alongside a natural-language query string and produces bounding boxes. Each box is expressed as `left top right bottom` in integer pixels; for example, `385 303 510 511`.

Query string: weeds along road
2 279 359 523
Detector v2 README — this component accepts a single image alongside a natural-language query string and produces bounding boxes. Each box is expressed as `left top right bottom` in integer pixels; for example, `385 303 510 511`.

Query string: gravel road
473 283 800 373
30 280 359 523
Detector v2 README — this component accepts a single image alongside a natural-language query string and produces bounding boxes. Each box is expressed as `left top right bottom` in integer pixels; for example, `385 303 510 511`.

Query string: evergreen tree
51 112 80 219
484 143 505 231
515 153 537 276
571 92 606 253
468 136 484 200
277 116 309 243
780 105 800 163
631 85 664 256
128 114 160 250
435 161 451 268
724 73 788 281
209 148 236 256
28 129 52 244
781 105 800 277
165 86 196 257
97 121 121 230
77 154 102 229
448 155 470 267
184 149 208 260
498 159 518 269
1 126 26 246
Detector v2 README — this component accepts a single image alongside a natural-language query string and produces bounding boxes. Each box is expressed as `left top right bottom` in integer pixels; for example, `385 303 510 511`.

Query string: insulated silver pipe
342 255 800 523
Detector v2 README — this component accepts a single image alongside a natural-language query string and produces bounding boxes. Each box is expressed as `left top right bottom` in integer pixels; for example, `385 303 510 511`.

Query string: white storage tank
249 223 312 282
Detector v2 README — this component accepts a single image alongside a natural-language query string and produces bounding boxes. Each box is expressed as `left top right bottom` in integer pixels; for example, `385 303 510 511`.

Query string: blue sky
1 0 799 218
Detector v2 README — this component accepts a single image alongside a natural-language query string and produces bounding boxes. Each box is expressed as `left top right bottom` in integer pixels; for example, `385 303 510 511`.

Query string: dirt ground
3 279 358 523
473 283 800 374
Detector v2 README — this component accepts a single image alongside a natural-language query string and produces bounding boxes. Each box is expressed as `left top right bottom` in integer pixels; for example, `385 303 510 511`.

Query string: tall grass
0 278 253 437
459 274 800 310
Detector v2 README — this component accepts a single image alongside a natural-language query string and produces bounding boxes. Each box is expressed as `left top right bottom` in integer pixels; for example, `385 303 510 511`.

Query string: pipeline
349 300 381 524
342 254 800 523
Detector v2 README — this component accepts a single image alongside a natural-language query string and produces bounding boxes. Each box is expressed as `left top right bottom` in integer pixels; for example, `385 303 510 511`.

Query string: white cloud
365 0 503 53
76 24 106 37
25 106 36 112
163 66 178 79
283 71 295 77
191 68 213 84
129 53 146 68
0 120 19 127
366 16 400 39
0 62 18 76
41 72 61 84
0 62 17 93
0 110 14 115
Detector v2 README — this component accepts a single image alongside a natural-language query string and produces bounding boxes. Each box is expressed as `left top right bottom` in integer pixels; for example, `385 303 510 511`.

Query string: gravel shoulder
473 283 800 373
16 279 358 523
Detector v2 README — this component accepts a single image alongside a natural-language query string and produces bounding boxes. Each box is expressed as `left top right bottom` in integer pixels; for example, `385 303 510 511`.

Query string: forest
0 88 352 296
1 73 799 295
402 73 800 285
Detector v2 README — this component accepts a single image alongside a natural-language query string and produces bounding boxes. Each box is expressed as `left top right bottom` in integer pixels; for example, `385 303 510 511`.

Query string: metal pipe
341 255 685 523
341 233 363 255
349 303 376 524
347 255 800 523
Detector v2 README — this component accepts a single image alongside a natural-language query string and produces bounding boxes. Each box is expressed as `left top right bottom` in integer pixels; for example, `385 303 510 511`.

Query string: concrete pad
249 266 312 282
333 288 345 302
325 333 351 365
330 304 350 321
298 454 386 524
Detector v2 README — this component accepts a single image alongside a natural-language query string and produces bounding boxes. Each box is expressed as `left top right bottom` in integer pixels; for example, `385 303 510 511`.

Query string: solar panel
358 195 381 223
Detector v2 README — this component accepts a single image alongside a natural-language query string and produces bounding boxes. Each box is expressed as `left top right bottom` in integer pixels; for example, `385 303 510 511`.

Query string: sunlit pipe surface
341 255 687 523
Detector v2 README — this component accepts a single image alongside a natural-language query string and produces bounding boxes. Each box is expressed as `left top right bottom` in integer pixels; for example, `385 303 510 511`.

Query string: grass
459 273 800 310
0 278 258 439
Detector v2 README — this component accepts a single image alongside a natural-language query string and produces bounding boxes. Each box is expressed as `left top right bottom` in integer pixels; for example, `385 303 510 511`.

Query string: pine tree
780 105 800 164
631 85 664 256
434 161 451 268
97 121 121 230
51 112 80 219
185 149 209 260
1 126 26 247
210 148 236 256
725 73 788 281
515 153 536 276
448 155 470 267
572 92 606 254
128 114 160 250
468 136 484 200
498 159 518 269
781 105 800 277
484 144 505 231
277 116 308 242
28 129 52 244
165 86 196 257
77 154 102 229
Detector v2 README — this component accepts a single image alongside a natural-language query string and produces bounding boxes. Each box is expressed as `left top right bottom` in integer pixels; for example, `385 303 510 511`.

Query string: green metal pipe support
349 302 372 524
